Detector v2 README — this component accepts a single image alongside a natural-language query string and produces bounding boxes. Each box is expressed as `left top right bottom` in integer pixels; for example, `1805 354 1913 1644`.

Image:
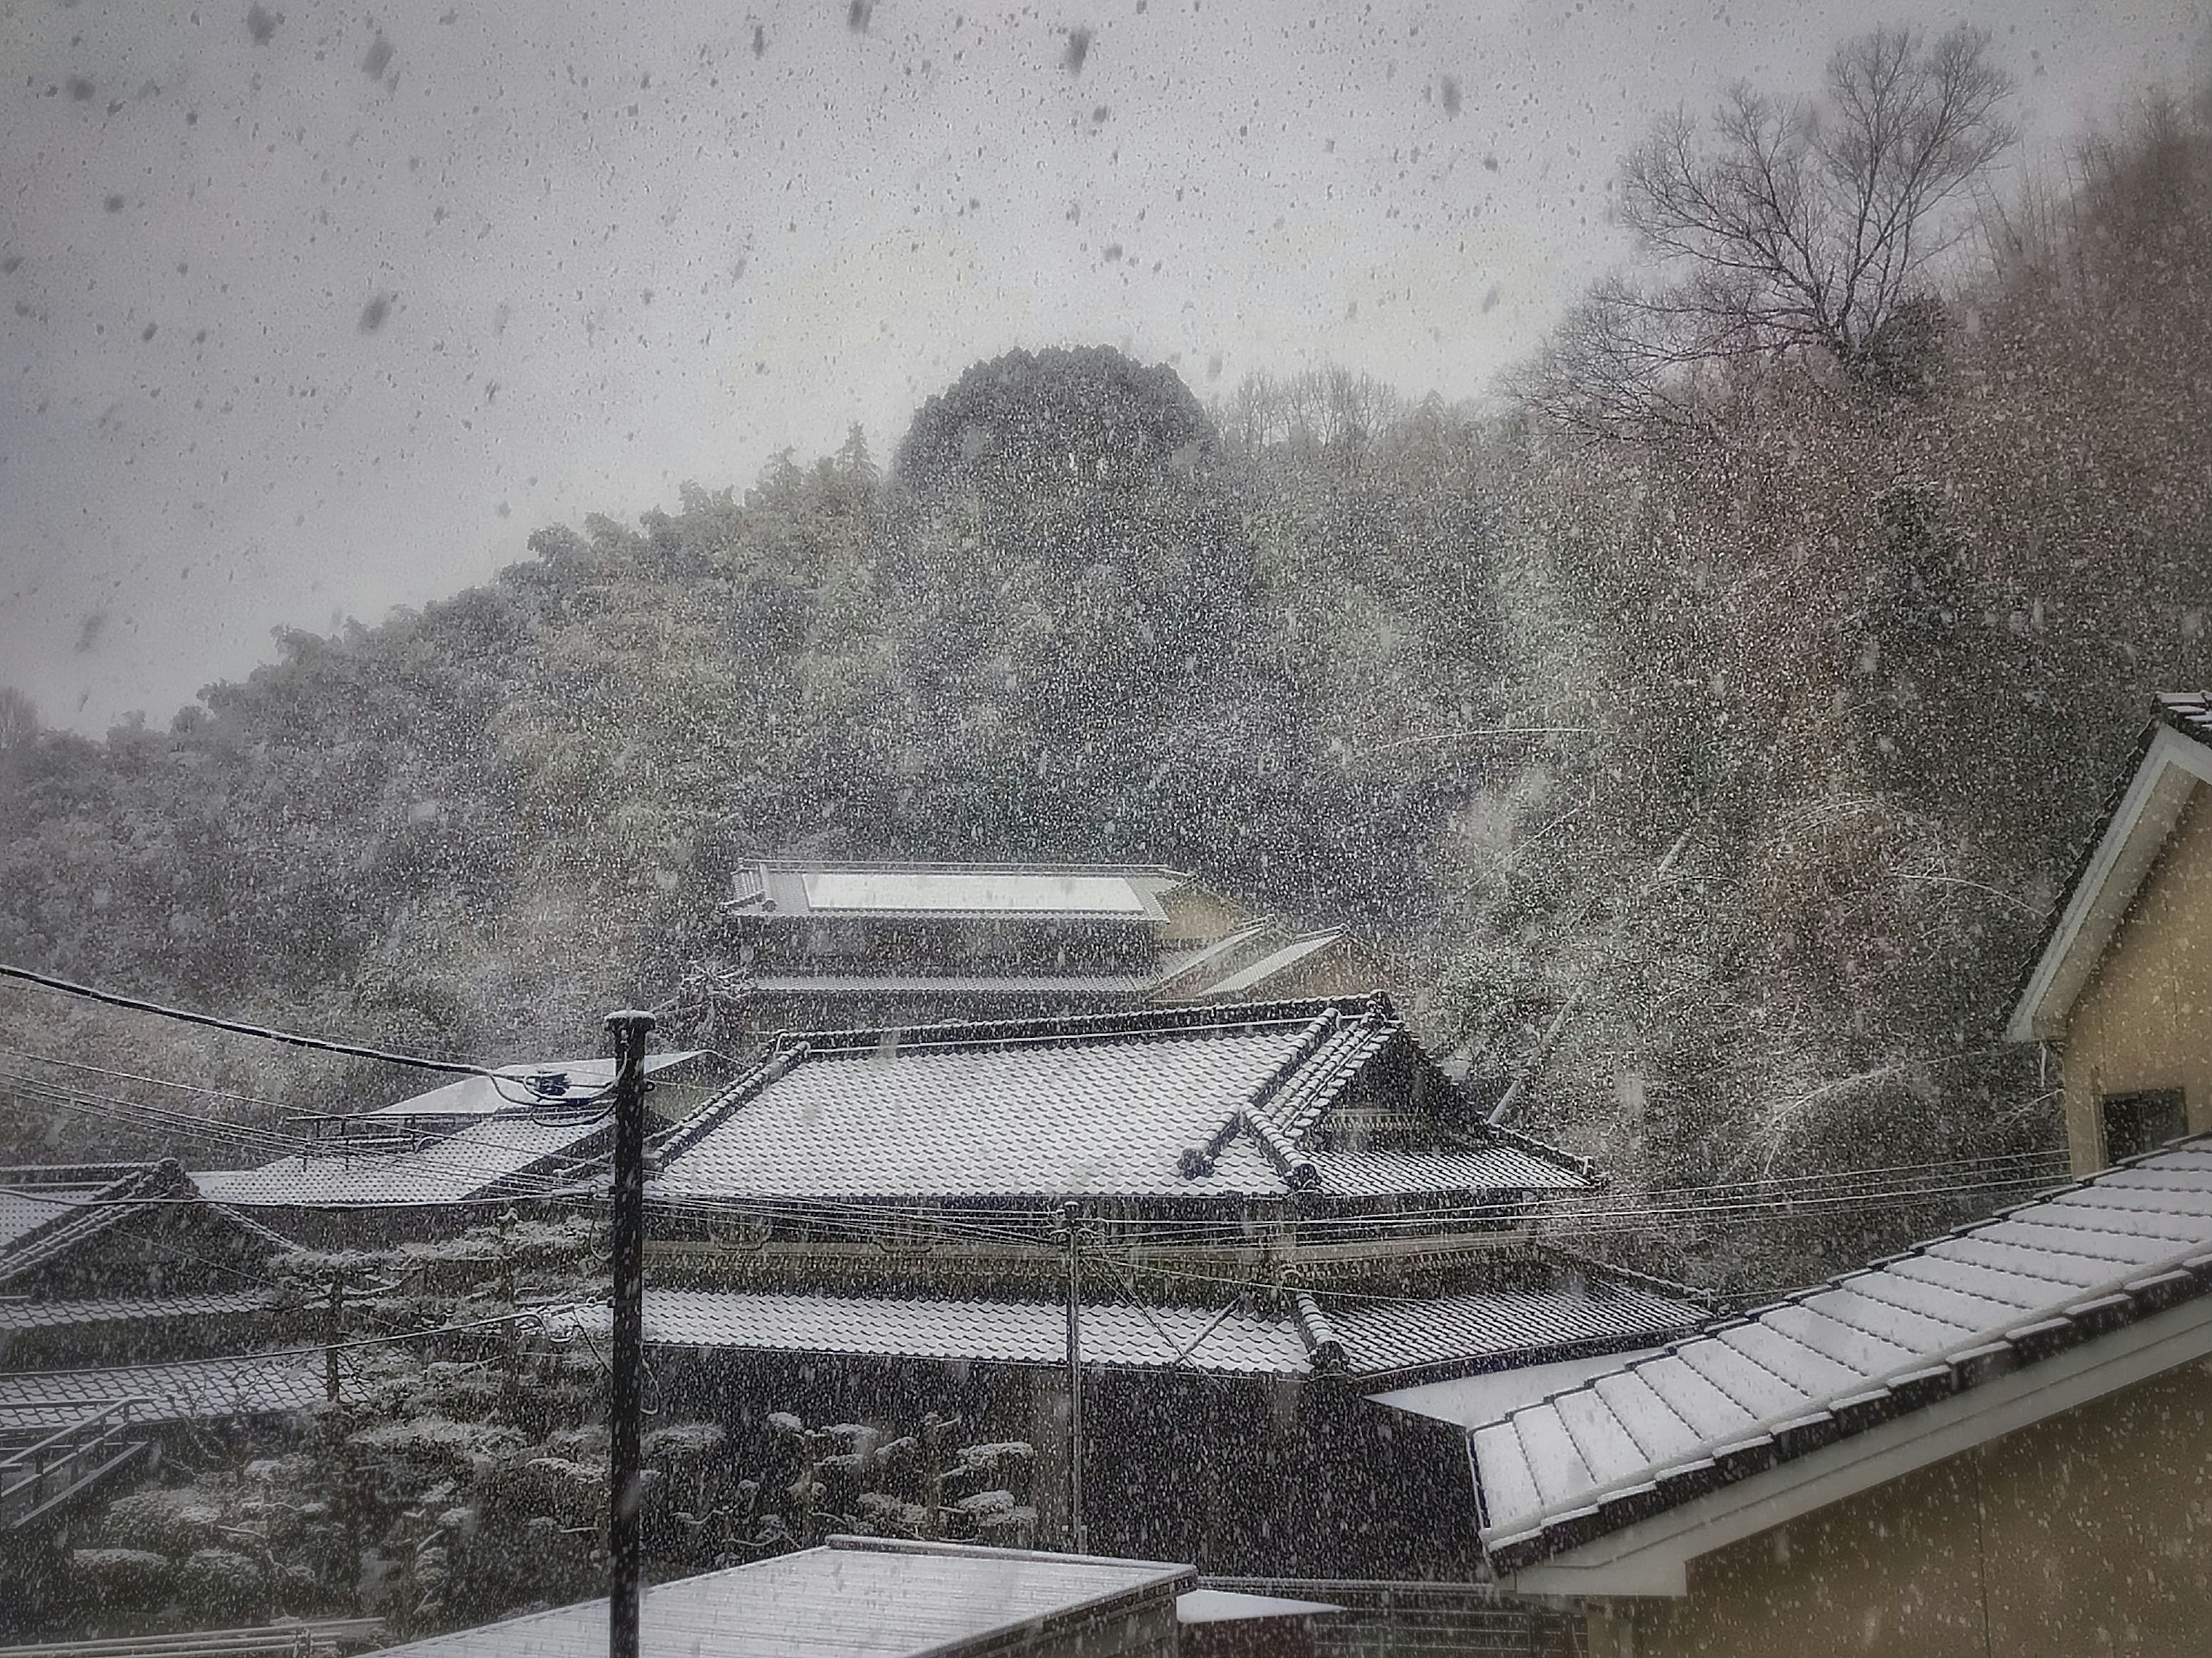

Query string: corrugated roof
370 1536 1192 1658
652 997 1590 1209
1475 1136 2212 1569
0 1352 325 1429
193 1114 608 1209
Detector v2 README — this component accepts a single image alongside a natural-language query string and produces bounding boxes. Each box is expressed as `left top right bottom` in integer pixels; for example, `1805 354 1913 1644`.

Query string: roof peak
775 993 1393 1057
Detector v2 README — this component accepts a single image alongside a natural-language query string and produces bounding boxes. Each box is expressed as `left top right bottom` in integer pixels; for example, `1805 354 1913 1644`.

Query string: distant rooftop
728 859 1191 923
368 1535 1194 1658
194 1114 608 1210
363 1049 704 1120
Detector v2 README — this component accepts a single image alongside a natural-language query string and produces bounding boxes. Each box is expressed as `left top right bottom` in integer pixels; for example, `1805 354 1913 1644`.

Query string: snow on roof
650 997 1593 1208
0 1351 325 1429
192 1114 608 1209
0 1162 286 1287
1199 929 1347 999
558 1274 1698 1383
363 1049 703 1120
367 1536 1193 1658
728 860 1188 923
1475 1134 2212 1569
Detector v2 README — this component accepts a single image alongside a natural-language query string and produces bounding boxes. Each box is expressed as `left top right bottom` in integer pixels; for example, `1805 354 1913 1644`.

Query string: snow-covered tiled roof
0 1289 275 1333
1474 1136 2212 1569
193 1114 609 1209
599 1288 1314 1375
1333 1284 1699 1379
0 1352 326 1429
0 1161 286 1287
651 997 1592 1209
570 1273 1700 1382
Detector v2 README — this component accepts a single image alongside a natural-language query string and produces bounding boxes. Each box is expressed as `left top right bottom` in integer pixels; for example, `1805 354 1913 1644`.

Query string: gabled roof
650 997 1593 1209
2008 692 2212 1041
1472 1135 2212 1580
563 1272 1700 1383
0 1162 287 1289
368 1536 1194 1658
192 1113 609 1209
727 860 1190 924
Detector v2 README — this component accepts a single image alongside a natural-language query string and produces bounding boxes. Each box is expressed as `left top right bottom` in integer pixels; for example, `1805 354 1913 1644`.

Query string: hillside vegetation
5 84 2209 1288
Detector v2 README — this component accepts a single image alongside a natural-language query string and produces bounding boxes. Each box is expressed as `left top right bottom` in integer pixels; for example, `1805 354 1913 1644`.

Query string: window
2102 1090 2186 1163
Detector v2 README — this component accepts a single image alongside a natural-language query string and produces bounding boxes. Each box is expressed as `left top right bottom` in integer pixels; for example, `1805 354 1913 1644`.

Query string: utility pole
325 1268 343 1404
605 1010 655 1658
1060 1201 1086 1554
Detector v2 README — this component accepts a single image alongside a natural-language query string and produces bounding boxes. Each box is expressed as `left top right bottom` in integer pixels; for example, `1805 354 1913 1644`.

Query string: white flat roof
369 1536 1192 1658
802 868 1151 916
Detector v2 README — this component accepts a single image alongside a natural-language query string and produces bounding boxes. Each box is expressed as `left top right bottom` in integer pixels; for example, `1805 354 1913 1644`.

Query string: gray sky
2 0 2204 732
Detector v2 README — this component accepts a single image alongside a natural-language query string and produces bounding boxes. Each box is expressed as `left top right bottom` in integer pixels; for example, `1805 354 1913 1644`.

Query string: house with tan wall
2010 692 2212 1172
1395 1136 2212 1658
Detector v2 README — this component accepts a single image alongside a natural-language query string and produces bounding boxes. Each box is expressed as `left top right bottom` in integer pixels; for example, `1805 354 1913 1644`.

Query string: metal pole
1061 1200 1085 1554
605 1010 655 1658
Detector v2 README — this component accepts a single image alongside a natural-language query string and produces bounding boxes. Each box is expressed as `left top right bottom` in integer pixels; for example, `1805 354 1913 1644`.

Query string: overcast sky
2 0 2205 732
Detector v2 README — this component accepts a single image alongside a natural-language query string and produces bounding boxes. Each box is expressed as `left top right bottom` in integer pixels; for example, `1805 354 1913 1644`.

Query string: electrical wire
0 1046 308 1117
0 961 510 1080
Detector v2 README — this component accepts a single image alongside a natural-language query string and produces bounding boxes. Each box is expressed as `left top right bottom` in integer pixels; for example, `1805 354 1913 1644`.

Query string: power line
0 962 504 1080
0 1046 306 1117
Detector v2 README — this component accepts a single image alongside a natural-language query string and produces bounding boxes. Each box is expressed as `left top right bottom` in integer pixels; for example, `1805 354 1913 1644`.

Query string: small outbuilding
366 1534 1194 1658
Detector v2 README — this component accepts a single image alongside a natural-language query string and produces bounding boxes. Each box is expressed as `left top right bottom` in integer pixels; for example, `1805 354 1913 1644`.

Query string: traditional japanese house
2009 691 2212 1171
1453 1133 2212 1658
722 860 1405 1034
631 995 1704 1577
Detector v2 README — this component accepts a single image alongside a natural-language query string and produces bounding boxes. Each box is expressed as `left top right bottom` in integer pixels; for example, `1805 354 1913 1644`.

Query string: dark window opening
2101 1090 2186 1163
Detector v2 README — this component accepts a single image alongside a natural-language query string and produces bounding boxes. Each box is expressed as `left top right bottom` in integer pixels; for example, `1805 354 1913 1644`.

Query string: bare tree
1518 25 2014 437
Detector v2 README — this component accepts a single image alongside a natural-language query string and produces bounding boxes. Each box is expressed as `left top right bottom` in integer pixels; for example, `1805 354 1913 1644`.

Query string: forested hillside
5 80 2209 1289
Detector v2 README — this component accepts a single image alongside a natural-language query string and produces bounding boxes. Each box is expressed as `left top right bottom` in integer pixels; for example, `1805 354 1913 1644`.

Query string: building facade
2010 693 2212 1170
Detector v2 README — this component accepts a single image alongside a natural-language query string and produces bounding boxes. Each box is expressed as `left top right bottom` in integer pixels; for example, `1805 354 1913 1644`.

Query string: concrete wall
2062 783 2212 1172
1588 1356 2212 1658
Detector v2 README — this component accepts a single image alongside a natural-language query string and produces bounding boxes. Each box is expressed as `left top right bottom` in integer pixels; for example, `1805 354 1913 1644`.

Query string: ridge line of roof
772 993 1393 1057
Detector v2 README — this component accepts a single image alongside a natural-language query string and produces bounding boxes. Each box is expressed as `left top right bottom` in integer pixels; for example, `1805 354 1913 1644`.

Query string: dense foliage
5 93 2210 1286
